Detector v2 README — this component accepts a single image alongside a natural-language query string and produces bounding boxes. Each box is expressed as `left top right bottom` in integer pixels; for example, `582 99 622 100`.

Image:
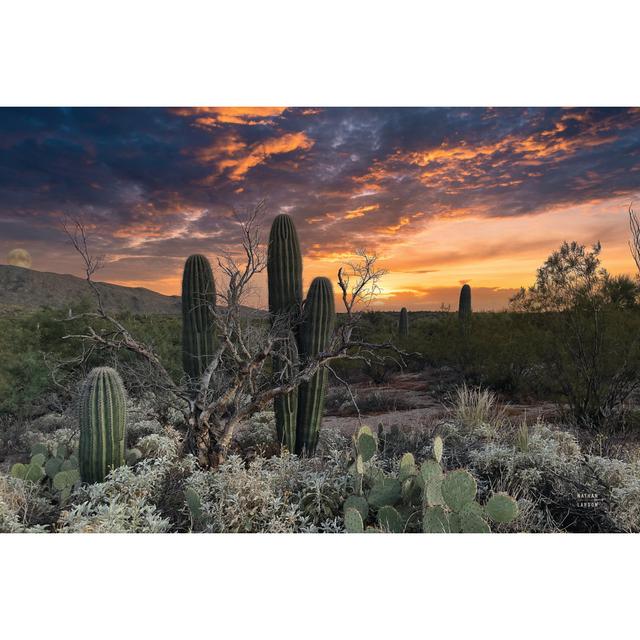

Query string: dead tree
62 205 408 468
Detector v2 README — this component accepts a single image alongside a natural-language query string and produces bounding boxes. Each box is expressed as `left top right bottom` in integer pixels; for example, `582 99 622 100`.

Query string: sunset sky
1 107 640 310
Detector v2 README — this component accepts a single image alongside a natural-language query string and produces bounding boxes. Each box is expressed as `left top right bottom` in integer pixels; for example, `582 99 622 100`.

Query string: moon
7 248 32 268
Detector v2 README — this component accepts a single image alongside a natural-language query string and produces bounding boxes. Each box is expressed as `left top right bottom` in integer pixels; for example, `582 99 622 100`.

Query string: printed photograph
1 106 640 534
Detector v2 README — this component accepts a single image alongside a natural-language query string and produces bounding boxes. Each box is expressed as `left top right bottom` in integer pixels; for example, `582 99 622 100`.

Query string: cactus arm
295 276 335 454
182 254 216 385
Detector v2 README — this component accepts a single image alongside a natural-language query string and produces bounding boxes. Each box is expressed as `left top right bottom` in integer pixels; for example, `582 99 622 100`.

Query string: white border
1 1 639 106
1 534 638 638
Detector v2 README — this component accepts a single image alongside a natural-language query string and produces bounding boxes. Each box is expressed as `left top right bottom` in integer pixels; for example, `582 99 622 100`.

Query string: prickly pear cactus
356 426 377 462
344 507 364 533
441 469 477 512
423 438 519 533
344 495 368 521
377 505 404 533
11 440 81 503
11 462 44 483
433 435 443 463
344 434 519 533
486 493 519 523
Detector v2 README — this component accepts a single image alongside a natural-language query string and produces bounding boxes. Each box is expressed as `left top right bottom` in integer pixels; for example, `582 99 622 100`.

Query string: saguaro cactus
182 254 216 385
296 276 335 455
399 307 409 337
267 214 303 449
267 214 303 316
79 367 127 483
458 284 472 321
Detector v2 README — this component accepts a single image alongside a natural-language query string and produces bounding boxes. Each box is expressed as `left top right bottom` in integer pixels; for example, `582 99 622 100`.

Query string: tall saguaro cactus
399 307 409 337
182 254 216 386
267 214 303 450
296 276 335 455
267 214 303 316
458 284 472 321
79 367 127 483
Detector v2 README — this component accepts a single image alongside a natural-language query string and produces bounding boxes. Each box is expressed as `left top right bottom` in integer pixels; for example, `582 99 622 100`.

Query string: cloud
2 107 640 309
173 107 287 127
220 131 314 181
196 130 314 182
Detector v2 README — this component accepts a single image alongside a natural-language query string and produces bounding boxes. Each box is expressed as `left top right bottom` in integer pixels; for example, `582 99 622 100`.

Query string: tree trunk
186 405 224 469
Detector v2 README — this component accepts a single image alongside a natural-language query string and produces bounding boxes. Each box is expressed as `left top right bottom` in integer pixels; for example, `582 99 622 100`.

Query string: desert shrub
184 453 349 533
58 492 171 533
136 430 181 459
355 389 415 414
0 475 53 532
0 414 28 457
127 418 163 447
325 386 415 417
324 385 354 415
316 424 351 454
21 426 78 454
0 350 52 417
361 360 398 385
467 423 640 532
58 448 196 533
377 423 437 461
1 410 78 462
232 410 278 454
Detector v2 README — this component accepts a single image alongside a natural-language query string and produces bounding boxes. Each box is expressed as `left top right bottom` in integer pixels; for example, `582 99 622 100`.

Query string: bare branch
629 204 640 275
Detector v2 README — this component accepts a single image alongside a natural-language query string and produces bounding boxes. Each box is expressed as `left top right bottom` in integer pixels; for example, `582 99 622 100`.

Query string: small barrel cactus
78 367 127 483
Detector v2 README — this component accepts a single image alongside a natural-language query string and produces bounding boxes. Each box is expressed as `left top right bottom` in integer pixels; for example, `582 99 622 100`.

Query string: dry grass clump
449 384 506 435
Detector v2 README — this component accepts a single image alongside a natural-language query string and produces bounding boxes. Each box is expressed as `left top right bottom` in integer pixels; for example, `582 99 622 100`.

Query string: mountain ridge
0 264 271 317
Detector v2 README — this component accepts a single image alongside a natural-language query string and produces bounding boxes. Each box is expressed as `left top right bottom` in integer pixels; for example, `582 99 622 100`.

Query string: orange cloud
344 204 379 219
223 132 314 181
195 132 246 162
173 107 287 127
377 216 410 235
195 131 314 182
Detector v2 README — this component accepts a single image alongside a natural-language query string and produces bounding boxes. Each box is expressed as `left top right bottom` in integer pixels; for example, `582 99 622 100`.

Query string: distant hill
0 264 183 315
0 265 267 318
